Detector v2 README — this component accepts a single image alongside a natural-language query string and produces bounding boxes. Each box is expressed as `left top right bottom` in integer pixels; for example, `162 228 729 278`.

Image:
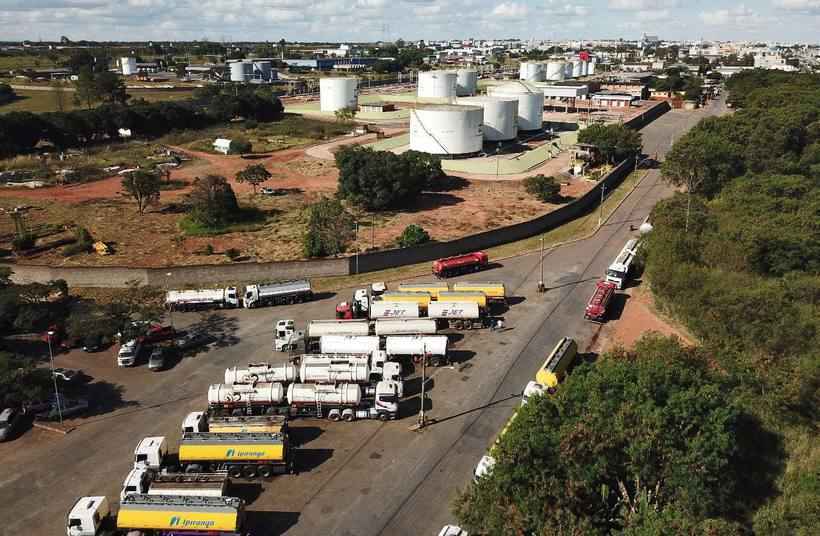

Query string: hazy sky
2 0 819 43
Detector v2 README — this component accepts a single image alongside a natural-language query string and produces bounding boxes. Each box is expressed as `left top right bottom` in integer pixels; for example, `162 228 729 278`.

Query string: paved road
0 99 724 536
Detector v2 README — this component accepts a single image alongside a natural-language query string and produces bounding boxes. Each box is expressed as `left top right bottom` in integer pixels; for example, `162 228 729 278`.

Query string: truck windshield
68 519 81 527
606 269 624 278
378 395 398 404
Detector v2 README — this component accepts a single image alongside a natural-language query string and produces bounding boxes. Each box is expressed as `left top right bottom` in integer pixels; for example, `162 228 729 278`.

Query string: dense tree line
577 123 642 165
0 83 16 105
643 71 820 533
0 86 284 158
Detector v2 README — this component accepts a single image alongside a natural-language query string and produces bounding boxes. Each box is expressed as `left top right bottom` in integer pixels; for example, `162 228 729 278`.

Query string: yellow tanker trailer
178 432 292 479
117 494 245 533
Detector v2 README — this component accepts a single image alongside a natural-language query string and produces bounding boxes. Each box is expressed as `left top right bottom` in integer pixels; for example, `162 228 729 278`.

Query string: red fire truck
584 281 617 322
432 251 489 278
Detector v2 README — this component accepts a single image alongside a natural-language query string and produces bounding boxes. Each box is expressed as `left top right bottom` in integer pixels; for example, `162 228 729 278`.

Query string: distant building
753 52 798 71
213 138 231 155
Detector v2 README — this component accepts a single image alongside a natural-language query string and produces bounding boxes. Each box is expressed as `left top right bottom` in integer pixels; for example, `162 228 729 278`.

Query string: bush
225 248 241 260
204 244 214 255
11 234 36 251
397 224 431 248
62 227 93 257
243 119 258 130
523 174 561 202
302 198 355 257
229 138 252 155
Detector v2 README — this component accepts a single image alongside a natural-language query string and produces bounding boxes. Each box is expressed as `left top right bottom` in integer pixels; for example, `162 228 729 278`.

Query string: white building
753 52 797 71
213 138 232 155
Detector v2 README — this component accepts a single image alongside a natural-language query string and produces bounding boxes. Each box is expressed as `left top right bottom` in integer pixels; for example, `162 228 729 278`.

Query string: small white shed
213 138 232 155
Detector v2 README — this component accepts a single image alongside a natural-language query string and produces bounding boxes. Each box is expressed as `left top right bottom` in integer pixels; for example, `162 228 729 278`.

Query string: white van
117 339 142 367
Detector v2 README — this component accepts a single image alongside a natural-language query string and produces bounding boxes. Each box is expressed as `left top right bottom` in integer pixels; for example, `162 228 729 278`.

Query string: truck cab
274 319 304 352
181 411 208 433
372 380 402 419
473 454 496 481
120 467 151 501
133 436 167 470
66 496 110 536
370 351 403 391
521 381 546 405
353 288 369 317
117 339 141 367
370 282 387 297
336 301 354 319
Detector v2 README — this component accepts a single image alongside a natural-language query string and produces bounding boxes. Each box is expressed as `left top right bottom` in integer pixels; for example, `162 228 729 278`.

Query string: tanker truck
319 335 380 356
178 432 292 478
66 494 248 536
286 380 401 421
299 354 402 393
307 319 370 352
207 382 286 416
374 318 437 336
165 287 239 312
427 301 489 330
386 335 450 366
224 363 298 385
121 468 229 502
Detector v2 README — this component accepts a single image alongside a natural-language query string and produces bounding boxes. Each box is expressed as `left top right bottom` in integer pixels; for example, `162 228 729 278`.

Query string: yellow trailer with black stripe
117 494 244 533
178 432 292 479
452 281 507 303
396 282 450 299
535 337 578 389
379 291 432 309
438 291 488 310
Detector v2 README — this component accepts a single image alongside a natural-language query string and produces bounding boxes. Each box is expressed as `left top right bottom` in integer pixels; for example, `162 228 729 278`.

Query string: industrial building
409 104 484 156
319 77 358 112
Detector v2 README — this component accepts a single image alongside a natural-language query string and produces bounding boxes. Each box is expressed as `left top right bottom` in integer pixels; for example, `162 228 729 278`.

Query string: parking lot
0 105 719 536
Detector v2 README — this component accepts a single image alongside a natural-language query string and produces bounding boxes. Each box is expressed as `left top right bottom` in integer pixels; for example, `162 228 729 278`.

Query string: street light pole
46 331 63 424
539 236 545 289
418 352 428 429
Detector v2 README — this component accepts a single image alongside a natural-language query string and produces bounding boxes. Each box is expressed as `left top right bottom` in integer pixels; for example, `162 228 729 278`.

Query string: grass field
0 88 196 114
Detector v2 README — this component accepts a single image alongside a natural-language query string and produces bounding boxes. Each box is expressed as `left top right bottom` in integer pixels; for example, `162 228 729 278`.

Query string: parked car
438 526 468 536
33 395 89 421
53 367 81 383
260 187 276 195
117 339 142 367
0 408 24 441
145 324 175 344
148 348 166 372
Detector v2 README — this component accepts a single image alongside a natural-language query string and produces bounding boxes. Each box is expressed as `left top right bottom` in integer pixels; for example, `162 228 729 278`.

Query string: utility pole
417 353 428 429
538 236 545 293
47 331 63 425
598 182 607 227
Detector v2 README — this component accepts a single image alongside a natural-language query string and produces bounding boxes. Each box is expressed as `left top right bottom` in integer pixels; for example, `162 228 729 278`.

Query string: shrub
62 227 93 257
229 138 252 155
523 174 561 202
302 198 355 257
225 248 241 260
397 224 431 248
244 119 258 130
12 234 36 251
204 244 214 255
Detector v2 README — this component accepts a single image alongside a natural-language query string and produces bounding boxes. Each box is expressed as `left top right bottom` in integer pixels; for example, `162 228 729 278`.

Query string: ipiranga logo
169 516 215 529
225 448 266 458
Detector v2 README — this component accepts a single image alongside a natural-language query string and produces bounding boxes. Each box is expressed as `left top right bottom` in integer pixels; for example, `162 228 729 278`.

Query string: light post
46 331 63 424
418 352 428 429
495 142 502 181
539 236 545 292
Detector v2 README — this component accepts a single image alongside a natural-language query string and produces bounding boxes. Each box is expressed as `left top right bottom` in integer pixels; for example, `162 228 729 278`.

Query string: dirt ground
591 284 695 353
0 133 595 267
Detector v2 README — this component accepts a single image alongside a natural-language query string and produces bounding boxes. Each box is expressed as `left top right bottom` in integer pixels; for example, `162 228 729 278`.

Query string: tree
335 146 439 210
73 67 97 109
50 81 66 112
228 138 252 155
235 163 271 195
95 71 127 104
334 107 357 123
121 170 162 214
577 123 642 164
0 83 15 105
523 174 561 202
302 198 355 257
186 174 239 227
453 336 748 535
397 224 430 248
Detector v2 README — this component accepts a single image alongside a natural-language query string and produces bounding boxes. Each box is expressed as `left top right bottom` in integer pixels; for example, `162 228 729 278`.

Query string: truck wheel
328 410 341 422
242 465 258 479
342 410 355 422
258 465 273 478
379 413 390 421
184 464 202 474
228 466 243 479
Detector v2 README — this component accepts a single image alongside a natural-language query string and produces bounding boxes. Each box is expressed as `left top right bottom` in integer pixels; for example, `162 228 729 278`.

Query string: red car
143 324 176 344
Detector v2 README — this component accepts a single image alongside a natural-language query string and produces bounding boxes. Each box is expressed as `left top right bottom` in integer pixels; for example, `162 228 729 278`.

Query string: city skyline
2 0 820 43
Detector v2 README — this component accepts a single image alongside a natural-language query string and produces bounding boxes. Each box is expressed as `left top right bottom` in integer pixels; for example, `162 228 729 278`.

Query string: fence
3 101 669 288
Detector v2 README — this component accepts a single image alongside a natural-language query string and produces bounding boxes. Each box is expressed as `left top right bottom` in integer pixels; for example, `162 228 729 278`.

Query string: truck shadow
448 349 477 365
288 425 323 447
296 448 334 473
230 481 264 504
310 291 337 302
245 510 300 535
401 376 435 398
399 391 434 418
607 293 631 322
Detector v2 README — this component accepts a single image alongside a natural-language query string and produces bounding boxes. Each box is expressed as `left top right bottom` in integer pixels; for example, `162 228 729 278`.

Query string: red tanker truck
432 251 489 278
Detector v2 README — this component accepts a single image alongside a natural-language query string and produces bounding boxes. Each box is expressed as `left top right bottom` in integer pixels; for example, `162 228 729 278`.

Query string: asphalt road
0 98 725 536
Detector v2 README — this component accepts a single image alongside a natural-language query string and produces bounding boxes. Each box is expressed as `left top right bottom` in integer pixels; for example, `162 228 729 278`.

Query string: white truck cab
521 381 546 405
117 339 141 367
181 411 208 433
274 319 304 352
372 380 402 419
120 467 151 501
370 282 386 296
133 436 167 470
354 288 369 315
369 351 403 396
65 496 110 536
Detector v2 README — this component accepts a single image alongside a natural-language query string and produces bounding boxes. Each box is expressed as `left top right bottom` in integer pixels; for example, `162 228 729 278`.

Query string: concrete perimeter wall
3 101 670 288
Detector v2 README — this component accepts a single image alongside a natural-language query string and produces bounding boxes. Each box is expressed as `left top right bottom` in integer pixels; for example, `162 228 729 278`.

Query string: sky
1 0 819 43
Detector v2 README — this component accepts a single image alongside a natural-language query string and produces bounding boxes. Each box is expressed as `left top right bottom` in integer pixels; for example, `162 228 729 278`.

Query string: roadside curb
33 421 74 435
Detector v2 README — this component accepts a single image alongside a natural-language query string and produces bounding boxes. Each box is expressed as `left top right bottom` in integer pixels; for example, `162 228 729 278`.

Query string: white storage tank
580 61 589 77
121 57 137 76
487 83 544 131
519 62 545 82
563 62 574 79
229 61 252 82
588 59 596 75
320 335 380 356
571 60 583 78
224 363 297 385
409 104 484 155
458 96 518 141
545 61 563 81
208 382 285 405
456 69 478 96
417 71 457 98
287 383 362 406
319 77 358 112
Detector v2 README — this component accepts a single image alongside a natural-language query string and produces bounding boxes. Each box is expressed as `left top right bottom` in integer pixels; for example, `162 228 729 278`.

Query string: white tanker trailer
319 335 380 356
224 363 298 385
386 335 449 366
208 382 285 414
